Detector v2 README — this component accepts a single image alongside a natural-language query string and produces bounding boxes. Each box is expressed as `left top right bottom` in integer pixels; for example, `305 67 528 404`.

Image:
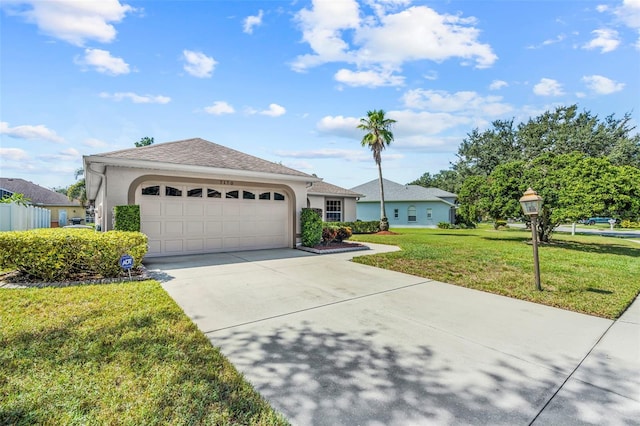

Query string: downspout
87 163 106 231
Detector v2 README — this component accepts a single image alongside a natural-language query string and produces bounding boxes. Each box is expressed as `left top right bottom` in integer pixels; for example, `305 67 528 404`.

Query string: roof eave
84 155 321 184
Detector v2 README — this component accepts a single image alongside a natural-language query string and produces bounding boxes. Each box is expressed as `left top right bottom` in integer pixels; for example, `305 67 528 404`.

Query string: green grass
0 280 288 425
351 226 640 319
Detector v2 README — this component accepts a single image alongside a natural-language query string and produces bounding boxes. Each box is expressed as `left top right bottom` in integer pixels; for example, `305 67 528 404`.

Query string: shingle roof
307 181 361 197
350 178 457 203
93 138 314 178
0 178 81 206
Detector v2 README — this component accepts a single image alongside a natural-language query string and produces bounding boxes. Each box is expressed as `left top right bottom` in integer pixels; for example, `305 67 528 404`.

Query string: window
427 208 433 219
274 192 285 201
165 186 182 197
408 205 416 222
142 185 160 196
226 190 239 199
326 199 342 222
394 209 399 219
187 187 202 198
207 188 221 198
259 192 271 200
243 190 256 200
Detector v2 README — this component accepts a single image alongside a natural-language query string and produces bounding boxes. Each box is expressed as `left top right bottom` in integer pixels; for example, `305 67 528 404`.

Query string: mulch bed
374 231 399 235
0 267 150 289
297 241 370 254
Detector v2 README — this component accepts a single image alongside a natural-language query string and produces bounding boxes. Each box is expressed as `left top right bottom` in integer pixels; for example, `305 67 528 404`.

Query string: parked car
586 217 617 225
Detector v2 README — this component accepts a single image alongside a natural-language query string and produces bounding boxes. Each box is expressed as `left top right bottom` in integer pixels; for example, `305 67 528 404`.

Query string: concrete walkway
146 244 639 425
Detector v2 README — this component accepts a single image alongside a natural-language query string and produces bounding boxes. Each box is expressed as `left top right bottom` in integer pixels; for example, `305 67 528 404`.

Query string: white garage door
138 182 290 256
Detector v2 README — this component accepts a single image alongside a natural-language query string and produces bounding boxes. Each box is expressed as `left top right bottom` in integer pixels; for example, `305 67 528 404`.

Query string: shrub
621 220 640 229
322 227 338 245
494 220 508 229
0 228 147 281
301 208 322 247
113 205 141 231
437 222 451 229
323 220 379 234
335 226 352 242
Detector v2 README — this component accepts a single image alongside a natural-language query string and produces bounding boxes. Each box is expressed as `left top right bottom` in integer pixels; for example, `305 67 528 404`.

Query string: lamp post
519 188 543 291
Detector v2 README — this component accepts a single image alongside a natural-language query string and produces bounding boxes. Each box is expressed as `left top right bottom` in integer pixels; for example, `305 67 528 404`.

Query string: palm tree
357 109 396 231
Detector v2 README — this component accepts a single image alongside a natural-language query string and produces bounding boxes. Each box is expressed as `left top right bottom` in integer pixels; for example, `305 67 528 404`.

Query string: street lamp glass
519 188 543 216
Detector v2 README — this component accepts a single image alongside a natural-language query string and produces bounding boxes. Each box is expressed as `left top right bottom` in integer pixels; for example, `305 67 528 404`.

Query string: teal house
350 179 457 227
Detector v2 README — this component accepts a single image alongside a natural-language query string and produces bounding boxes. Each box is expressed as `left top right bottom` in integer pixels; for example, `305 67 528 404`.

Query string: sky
1 0 639 191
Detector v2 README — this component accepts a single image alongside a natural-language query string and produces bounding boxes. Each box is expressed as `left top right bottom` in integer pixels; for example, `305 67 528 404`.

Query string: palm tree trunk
377 162 389 231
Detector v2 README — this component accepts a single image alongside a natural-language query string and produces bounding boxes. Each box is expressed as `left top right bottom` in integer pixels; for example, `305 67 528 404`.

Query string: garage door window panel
142 185 160 196
243 190 256 200
166 186 182 197
188 187 203 198
207 188 222 198
226 190 239 199
274 192 285 201
259 192 271 200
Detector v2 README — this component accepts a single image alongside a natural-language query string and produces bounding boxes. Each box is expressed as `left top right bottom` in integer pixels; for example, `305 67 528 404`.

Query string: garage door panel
223 221 240 235
223 237 239 248
205 203 222 216
206 221 222 233
165 221 183 235
223 204 240 217
142 221 162 235
165 239 184 253
165 202 184 216
185 203 203 216
186 221 204 235
205 238 223 250
186 239 204 252
141 200 162 216
147 240 161 255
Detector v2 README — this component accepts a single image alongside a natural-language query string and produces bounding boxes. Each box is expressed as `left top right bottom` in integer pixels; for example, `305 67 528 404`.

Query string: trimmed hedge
113 205 141 232
0 228 147 282
321 226 352 245
301 208 322 247
323 220 379 234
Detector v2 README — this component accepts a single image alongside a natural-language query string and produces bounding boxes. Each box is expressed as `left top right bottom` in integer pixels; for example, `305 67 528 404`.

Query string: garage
138 180 290 256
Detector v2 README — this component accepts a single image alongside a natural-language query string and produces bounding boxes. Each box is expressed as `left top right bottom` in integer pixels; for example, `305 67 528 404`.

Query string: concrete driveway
145 244 639 425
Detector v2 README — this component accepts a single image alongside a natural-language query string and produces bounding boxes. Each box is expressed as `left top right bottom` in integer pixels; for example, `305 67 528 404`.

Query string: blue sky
1 0 639 191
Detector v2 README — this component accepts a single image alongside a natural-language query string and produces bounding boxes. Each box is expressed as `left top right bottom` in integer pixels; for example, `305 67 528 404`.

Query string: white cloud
389 110 472 136
40 147 81 161
489 80 508 90
0 147 30 161
334 68 404 87
99 92 171 104
582 75 625 94
76 48 130 75
243 10 263 34
401 89 512 116
276 148 403 163
259 103 286 117
613 0 640 49
4 0 133 46
533 78 564 96
0 121 64 143
317 115 362 138
182 50 217 78
583 28 620 53
82 138 109 148
292 2 497 73
204 101 235 115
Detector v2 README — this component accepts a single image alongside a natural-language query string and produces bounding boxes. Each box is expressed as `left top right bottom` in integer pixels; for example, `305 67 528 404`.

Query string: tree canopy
135 136 154 147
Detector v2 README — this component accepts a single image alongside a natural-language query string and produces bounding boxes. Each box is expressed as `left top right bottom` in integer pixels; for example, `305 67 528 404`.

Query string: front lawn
351 226 640 319
0 280 288 425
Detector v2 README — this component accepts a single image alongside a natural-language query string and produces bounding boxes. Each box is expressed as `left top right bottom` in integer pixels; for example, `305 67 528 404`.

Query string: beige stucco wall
96 165 311 247
307 194 357 222
44 205 84 227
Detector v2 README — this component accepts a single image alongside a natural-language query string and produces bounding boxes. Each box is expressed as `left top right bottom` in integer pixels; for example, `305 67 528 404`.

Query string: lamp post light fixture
519 188 543 291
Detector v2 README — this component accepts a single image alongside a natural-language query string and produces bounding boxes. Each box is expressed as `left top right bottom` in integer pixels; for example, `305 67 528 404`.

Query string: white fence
0 203 51 231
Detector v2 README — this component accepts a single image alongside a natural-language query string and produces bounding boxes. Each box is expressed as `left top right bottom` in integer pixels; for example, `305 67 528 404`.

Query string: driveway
145 244 639 425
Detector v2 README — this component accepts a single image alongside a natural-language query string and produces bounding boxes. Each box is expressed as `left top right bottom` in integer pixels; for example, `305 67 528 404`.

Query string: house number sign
219 180 234 185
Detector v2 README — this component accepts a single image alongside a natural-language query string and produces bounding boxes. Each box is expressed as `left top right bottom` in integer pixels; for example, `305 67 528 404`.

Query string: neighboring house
84 138 355 257
306 181 360 223
350 178 457 227
0 177 83 227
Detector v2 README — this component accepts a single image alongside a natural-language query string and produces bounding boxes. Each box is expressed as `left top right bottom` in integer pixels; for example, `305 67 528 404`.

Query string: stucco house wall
357 201 454 226
351 178 457 227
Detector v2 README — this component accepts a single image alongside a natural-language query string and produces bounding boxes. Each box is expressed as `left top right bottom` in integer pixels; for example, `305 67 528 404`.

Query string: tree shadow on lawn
209 321 639 425
480 235 639 258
